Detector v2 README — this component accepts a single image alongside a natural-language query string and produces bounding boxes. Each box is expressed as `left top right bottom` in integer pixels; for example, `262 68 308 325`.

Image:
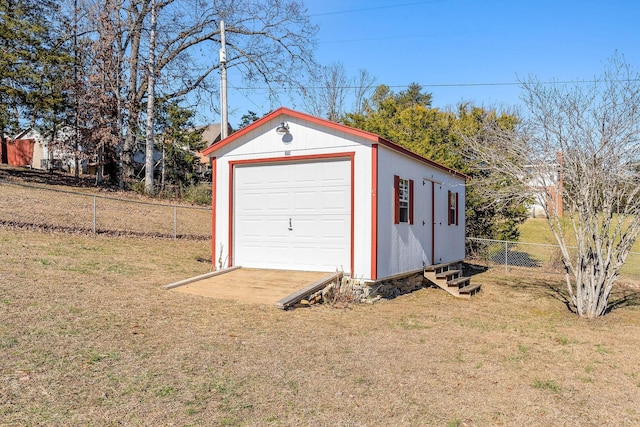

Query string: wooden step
425 261 461 273
423 264 479 299
447 276 470 288
436 269 461 280
459 283 482 296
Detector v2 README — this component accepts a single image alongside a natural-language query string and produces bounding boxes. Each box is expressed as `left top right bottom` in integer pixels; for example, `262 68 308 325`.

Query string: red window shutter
394 175 400 224
455 191 459 226
409 179 414 225
447 190 452 225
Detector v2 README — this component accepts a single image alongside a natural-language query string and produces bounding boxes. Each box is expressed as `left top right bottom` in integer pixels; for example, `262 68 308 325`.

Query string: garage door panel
237 171 269 187
234 159 351 272
290 218 316 238
236 218 289 240
265 218 289 238
291 246 348 271
236 218 265 238
292 166 318 184
266 191 289 211
266 166 290 185
290 217 349 242
321 161 348 177
292 190 318 213
242 244 291 269
319 218 350 239
320 189 349 212
236 191 264 210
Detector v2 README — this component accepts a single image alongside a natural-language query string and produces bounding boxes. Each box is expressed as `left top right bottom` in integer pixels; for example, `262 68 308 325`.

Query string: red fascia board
201 107 381 157
376 137 469 180
202 106 468 180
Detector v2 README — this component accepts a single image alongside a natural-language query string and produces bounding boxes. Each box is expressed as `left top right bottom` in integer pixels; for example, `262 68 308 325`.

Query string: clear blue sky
220 0 640 127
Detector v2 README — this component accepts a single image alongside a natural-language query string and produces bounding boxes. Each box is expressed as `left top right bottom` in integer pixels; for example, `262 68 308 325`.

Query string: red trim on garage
409 179 414 225
203 107 380 157
350 154 355 276
431 181 435 264
202 107 468 180
455 191 459 226
230 151 352 166
448 190 452 226
227 152 356 274
211 157 217 269
393 175 400 224
371 144 378 281
228 160 234 267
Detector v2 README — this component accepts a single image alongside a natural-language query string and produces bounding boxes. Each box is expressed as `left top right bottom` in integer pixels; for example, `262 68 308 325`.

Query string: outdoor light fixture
275 121 290 135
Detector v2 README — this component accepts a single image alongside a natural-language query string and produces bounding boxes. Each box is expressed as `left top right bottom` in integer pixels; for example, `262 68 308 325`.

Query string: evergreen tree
238 110 260 129
155 100 206 191
0 0 70 142
342 84 527 241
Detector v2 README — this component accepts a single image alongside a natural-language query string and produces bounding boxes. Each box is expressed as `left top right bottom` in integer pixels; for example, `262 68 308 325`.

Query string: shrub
184 183 211 205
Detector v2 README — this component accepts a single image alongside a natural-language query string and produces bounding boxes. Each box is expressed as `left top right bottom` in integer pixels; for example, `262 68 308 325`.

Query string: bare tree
465 54 640 318
303 64 376 121
303 62 350 121
81 0 124 184
78 0 318 188
353 68 376 114
144 0 157 194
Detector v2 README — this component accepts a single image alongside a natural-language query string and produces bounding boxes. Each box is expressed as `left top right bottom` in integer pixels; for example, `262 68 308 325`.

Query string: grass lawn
516 218 640 279
519 217 640 252
2 168 640 425
2 229 640 426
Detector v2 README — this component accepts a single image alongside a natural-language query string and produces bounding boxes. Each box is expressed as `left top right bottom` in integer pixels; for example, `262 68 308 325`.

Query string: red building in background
1 138 36 166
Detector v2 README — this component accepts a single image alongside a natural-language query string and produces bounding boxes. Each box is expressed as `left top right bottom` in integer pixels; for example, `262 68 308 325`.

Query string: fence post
173 206 177 239
93 196 97 234
505 241 508 273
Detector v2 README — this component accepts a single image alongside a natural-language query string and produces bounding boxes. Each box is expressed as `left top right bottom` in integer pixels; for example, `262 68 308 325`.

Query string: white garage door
234 159 351 272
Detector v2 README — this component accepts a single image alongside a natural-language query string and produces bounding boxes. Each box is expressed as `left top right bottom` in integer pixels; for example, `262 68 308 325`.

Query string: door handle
288 218 293 231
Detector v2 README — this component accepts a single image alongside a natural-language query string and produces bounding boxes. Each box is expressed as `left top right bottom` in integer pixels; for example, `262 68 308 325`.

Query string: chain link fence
466 237 640 282
0 180 211 239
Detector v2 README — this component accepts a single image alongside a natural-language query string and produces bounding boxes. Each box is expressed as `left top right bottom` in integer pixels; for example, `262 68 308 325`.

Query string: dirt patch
169 268 328 304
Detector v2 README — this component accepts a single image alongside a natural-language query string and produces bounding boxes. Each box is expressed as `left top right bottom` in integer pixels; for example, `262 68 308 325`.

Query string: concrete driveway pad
167 268 328 305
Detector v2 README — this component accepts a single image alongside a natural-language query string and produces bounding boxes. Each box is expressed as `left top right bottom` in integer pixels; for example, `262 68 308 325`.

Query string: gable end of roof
202 107 467 180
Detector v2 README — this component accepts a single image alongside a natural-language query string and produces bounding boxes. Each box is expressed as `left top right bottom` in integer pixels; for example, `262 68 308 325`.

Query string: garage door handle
288 218 293 231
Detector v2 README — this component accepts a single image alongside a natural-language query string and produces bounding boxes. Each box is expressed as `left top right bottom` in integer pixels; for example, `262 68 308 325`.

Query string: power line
228 84 266 110
319 33 436 44
228 79 633 92
310 0 445 17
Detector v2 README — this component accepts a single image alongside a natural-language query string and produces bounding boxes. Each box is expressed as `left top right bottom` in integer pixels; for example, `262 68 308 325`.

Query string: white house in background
202 107 467 281
525 157 564 218
10 127 88 173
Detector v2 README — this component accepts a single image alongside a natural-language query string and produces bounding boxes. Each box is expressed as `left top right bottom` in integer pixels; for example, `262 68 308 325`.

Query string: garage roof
202 107 468 180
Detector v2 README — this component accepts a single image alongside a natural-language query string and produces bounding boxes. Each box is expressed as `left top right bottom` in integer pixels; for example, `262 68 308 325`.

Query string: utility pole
220 20 228 139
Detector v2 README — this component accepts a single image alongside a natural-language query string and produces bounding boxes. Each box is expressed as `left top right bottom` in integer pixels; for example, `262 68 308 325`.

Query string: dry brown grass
2 168 640 426
0 168 210 239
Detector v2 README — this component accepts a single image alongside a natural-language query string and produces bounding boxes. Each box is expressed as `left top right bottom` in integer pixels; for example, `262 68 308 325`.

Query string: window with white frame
394 175 413 224
399 178 409 223
448 190 459 226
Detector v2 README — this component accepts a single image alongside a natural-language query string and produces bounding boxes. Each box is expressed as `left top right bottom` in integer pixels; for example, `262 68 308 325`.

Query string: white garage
203 107 467 281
